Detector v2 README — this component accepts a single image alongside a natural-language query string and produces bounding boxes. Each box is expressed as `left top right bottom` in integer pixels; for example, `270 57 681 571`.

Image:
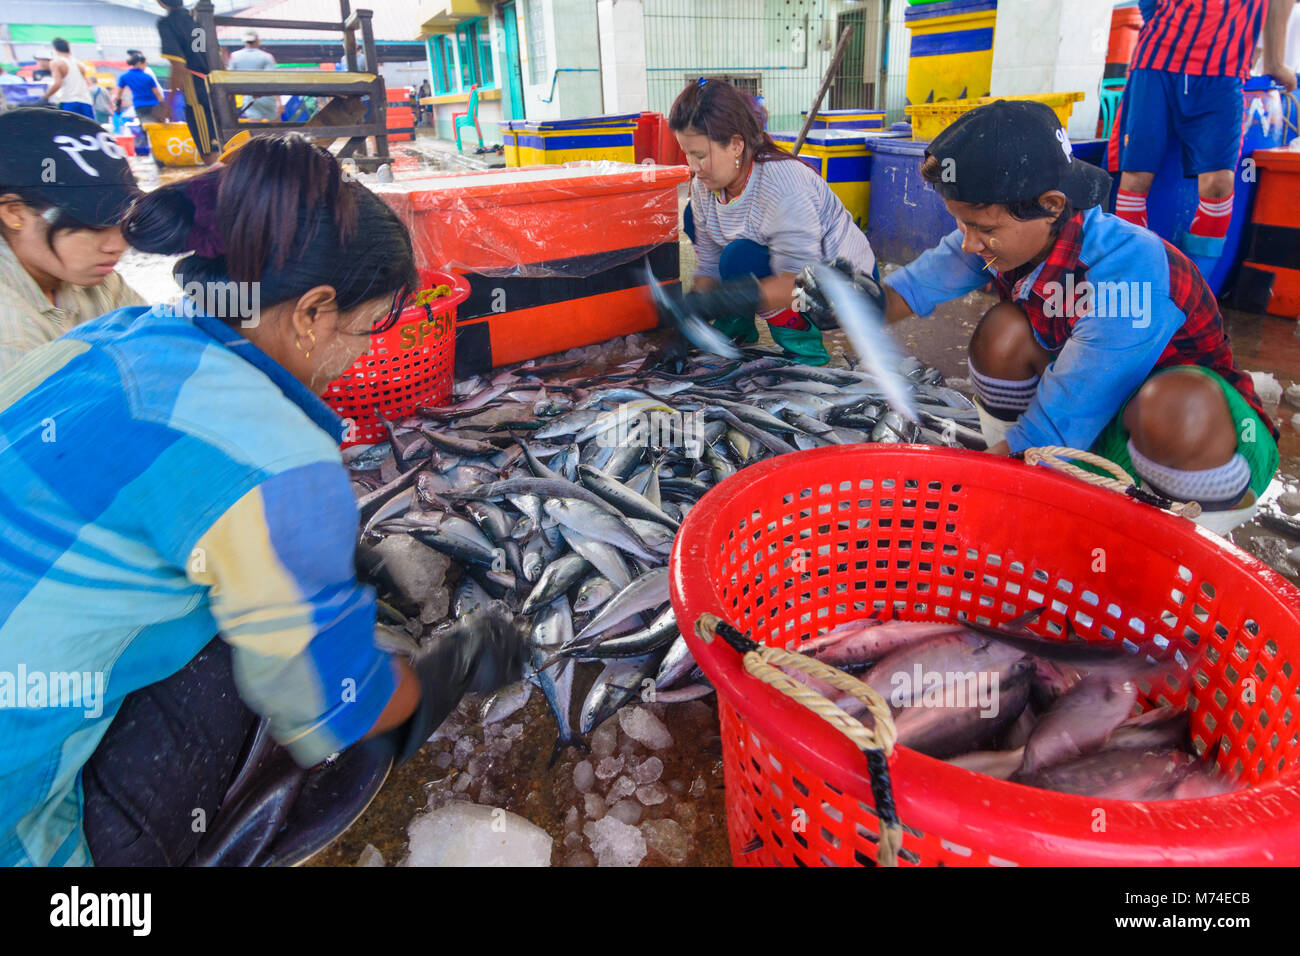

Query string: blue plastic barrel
864 136 953 263
866 135 1113 265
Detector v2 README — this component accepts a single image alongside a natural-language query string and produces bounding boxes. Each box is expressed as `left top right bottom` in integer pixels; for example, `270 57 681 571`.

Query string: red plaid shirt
992 212 1277 438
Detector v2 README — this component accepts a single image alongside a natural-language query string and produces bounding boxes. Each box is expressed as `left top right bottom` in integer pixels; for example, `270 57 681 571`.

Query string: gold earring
296 328 316 359
735 156 741 168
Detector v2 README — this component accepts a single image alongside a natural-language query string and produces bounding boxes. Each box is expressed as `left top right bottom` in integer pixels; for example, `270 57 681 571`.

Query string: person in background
39 38 95 119
32 56 53 82
1116 0 1297 260
1253 0 1300 79
667 78 877 366
156 0 220 164
88 75 112 124
125 49 164 93
417 78 431 127
113 53 166 122
797 100 1278 536
227 28 279 122
0 67 25 85
0 109 144 377
0 132 526 867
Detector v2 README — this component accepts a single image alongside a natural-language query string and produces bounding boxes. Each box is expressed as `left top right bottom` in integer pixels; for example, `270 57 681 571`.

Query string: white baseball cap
243 29 259 42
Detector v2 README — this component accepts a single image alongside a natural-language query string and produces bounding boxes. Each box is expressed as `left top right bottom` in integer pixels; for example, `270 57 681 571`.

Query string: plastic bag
370 160 690 279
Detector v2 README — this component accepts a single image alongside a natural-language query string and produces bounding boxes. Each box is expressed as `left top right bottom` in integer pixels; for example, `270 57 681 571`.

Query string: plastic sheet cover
370 161 691 279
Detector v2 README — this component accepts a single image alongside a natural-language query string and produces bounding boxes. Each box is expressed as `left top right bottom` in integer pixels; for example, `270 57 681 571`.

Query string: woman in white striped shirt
670 78 877 365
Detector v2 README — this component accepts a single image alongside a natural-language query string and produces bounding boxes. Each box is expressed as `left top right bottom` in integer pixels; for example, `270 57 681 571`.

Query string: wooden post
792 24 855 156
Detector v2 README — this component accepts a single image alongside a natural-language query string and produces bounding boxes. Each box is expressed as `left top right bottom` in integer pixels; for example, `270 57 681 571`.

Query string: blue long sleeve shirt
0 304 399 866
882 205 1263 453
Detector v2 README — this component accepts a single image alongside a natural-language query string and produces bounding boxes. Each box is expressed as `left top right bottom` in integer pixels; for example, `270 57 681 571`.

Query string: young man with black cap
798 99 1277 535
0 108 145 376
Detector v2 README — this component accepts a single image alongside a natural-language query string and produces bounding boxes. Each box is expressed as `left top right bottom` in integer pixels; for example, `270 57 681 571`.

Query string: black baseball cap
925 99 1112 209
0 108 140 227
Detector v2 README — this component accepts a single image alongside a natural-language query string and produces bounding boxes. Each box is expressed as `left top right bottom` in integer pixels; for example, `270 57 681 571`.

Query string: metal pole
791 23 854 156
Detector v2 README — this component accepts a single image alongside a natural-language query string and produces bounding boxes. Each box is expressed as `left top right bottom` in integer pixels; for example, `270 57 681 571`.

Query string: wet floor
116 180 1300 867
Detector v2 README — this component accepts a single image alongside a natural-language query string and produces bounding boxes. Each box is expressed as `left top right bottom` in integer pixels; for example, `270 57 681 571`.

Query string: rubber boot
973 396 1013 447
711 314 759 345
1190 494 1259 537
769 323 830 366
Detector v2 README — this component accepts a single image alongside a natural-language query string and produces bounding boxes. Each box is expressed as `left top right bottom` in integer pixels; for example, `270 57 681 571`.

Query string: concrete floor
116 165 1300 867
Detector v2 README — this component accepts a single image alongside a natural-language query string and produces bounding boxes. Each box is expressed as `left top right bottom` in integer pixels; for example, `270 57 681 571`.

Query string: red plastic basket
669 445 1300 866
321 268 468 448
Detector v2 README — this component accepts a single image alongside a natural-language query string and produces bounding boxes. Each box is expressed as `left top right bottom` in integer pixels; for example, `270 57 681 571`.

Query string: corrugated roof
215 1 426 42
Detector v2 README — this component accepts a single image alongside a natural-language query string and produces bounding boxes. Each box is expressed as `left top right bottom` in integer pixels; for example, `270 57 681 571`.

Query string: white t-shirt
50 53 92 106
689 157 876 282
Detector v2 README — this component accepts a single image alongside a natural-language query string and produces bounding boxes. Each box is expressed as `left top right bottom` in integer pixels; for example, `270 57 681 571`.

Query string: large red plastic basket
668 445 1300 866
322 269 469 448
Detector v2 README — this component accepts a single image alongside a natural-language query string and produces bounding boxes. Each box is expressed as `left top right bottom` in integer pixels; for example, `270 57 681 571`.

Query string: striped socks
1189 193 1234 240
1115 188 1148 228
1180 193 1234 258
1127 441 1251 511
969 361 1038 421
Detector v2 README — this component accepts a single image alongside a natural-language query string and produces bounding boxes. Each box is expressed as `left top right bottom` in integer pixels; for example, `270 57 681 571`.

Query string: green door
502 2 526 120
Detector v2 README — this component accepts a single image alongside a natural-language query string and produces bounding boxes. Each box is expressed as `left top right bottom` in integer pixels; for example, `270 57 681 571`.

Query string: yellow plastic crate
142 121 202 167
903 1 999 104
904 92 1085 141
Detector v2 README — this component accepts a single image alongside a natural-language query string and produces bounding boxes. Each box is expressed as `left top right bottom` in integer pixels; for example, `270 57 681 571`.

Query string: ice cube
564 806 581 831
1249 371 1283 405
583 816 648 867
641 818 691 864
618 706 674 750
689 775 707 798
356 844 385 867
573 760 595 793
633 756 664 785
591 721 618 758
635 782 668 806
607 775 637 802
595 755 625 780
607 798 643 826
402 803 552 867
584 793 606 820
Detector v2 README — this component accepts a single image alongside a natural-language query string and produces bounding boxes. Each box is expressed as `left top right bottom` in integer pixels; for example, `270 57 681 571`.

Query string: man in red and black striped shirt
1116 0 1296 259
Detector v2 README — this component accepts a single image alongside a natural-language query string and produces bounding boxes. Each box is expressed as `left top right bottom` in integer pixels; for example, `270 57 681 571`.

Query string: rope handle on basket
1021 445 1202 519
695 612 904 867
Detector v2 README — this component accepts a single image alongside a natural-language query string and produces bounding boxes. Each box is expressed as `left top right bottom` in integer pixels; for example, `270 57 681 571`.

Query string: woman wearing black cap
0 108 145 376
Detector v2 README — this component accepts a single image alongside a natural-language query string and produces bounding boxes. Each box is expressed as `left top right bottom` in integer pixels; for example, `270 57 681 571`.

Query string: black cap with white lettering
0 108 140 228
925 99 1112 209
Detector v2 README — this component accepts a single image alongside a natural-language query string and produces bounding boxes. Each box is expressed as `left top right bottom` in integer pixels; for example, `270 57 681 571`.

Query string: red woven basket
668 445 1300 866
322 268 468 448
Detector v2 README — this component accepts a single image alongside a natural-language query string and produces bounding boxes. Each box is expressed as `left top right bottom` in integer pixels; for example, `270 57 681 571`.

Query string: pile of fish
346 339 981 758
795 612 1240 801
